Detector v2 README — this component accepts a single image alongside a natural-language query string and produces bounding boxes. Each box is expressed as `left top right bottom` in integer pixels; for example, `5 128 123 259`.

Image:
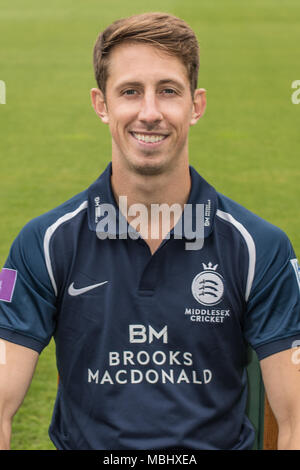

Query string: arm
260 347 300 450
0 340 39 450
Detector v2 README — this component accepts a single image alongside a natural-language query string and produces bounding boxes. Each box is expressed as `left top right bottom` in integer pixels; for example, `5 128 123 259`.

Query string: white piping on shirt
216 209 256 302
43 200 88 296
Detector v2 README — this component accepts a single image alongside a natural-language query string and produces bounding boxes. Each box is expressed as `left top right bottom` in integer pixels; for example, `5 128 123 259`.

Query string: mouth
130 131 169 146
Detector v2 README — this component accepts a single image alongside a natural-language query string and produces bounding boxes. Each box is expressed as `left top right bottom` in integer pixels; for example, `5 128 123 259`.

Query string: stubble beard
123 145 172 176
126 144 183 177
129 159 168 176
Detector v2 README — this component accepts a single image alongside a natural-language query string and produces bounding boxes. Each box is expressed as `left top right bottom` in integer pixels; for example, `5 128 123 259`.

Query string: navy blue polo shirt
0 163 300 450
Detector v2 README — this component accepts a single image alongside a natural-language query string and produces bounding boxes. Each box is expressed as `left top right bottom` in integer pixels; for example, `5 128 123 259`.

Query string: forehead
106 42 189 88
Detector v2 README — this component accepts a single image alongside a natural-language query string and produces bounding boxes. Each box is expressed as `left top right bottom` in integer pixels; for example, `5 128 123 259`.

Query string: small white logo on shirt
94 196 101 223
68 281 108 296
192 263 224 306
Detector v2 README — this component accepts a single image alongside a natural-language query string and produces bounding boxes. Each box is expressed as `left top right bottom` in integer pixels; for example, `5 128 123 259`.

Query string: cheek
166 103 192 131
108 106 137 134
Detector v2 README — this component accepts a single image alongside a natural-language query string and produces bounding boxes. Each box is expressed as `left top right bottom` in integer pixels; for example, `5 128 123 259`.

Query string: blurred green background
0 0 299 450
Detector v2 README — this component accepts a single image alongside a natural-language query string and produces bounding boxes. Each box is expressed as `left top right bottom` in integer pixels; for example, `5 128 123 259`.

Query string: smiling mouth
130 132 168 144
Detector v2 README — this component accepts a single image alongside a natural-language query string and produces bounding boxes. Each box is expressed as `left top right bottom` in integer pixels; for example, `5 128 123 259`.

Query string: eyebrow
115 79 186 92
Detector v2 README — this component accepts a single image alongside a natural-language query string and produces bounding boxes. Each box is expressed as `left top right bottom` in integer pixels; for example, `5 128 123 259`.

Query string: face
91 42 206 176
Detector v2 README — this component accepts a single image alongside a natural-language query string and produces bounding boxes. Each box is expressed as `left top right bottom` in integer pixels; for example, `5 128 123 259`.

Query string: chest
56 235 247 359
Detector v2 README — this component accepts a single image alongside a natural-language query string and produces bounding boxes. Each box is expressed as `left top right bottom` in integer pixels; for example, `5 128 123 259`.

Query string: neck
111 160 191 209
110 160 191 253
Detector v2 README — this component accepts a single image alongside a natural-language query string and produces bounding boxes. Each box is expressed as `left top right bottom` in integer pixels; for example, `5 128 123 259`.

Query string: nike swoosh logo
68 281 108 296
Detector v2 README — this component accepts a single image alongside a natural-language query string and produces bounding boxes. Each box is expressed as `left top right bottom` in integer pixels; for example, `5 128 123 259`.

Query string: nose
137 91 163 125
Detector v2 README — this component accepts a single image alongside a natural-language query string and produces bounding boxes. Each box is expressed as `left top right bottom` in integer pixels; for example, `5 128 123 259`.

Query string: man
0 12 300 450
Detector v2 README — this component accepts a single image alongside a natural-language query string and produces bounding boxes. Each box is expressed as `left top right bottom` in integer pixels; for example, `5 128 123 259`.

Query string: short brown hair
93 12 200 97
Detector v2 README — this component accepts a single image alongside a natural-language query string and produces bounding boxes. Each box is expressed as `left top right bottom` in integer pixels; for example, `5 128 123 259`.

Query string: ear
90 88 109 124
190 88 207 126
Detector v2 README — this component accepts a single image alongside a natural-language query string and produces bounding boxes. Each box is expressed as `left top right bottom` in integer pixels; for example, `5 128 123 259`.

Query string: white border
43 201 88 296
216 210 256 301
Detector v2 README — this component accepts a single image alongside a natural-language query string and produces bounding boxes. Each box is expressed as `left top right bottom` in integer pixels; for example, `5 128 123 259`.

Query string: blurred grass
0 0 300 450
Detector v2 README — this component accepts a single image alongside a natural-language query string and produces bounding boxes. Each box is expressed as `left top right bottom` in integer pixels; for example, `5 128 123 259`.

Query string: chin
129 159 169 176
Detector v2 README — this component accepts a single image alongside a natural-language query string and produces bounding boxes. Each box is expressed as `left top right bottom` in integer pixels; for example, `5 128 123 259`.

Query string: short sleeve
244 229 300 361
0 219 57 353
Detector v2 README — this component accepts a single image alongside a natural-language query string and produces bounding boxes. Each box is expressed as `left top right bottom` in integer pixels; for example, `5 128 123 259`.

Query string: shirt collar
87 162 218 239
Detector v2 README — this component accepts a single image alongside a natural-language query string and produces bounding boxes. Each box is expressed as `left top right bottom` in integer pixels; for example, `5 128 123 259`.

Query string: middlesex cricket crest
192 262 224 306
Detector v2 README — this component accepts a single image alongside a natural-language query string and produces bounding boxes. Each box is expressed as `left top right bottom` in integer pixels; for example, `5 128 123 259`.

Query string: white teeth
132 133 166 143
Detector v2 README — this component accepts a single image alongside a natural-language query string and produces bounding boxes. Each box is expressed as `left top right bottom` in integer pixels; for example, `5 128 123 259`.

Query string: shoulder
216 192 291 253
16 189 89 245
6 189 89 298
215 192 297 304
8 189 89 275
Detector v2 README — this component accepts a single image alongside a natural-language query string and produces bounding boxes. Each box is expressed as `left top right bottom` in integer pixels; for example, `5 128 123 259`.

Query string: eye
162 88 176 96
123 89 138 96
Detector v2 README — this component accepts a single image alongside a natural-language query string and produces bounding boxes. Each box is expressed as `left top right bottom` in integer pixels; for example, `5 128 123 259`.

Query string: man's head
93 12 200 99
91 13 206 177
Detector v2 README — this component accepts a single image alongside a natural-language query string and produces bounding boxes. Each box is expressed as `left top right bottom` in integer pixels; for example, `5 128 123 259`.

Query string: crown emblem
202 262 218 271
